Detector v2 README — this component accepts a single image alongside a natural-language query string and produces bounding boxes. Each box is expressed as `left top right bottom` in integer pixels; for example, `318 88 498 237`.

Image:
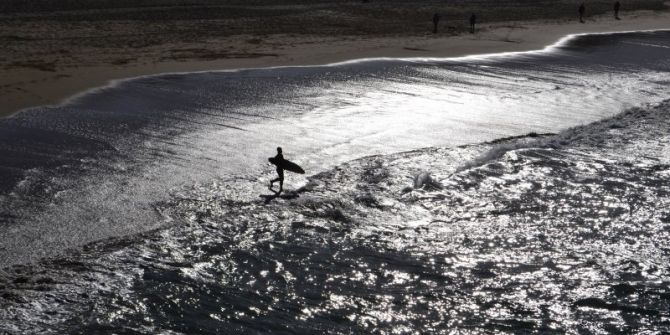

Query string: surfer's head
277 147 282 153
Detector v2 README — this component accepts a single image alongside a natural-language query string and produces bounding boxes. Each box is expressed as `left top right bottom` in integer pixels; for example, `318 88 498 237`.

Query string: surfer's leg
278 169 284 193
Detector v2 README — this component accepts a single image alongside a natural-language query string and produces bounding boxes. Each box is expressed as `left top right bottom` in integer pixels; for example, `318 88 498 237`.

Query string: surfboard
269 157 305 174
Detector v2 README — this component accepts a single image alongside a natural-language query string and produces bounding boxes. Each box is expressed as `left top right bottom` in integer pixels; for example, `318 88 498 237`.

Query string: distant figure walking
469 13 477 33
579 3 586 23
432 13 441 34
270 147 285 193
614 1 621 20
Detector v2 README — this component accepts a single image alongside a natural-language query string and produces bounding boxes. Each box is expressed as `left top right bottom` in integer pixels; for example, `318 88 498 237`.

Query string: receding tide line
16 28 670 116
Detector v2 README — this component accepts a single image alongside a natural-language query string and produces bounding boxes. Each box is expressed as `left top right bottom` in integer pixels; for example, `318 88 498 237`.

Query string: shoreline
2 10 670 118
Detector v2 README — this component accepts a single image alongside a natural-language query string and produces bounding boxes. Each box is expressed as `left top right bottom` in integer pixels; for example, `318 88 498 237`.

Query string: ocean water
1 30 670 333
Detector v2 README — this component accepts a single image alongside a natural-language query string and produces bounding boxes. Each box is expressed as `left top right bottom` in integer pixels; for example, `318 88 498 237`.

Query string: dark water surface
1 30 670 333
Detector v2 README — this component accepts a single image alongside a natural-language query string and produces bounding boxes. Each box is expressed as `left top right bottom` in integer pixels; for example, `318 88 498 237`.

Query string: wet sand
1 7 669 118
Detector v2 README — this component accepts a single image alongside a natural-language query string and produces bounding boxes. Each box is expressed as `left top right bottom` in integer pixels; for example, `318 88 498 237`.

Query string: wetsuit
271 152 284 192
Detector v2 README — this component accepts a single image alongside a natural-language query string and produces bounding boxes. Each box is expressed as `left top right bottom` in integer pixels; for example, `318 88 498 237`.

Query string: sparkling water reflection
0 31 670 333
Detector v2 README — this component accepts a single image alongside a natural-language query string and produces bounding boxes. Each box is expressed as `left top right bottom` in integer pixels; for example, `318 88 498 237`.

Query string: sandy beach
1 4 669 118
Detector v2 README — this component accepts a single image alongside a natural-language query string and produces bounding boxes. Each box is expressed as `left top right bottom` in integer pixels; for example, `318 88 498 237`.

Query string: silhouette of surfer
614 1 621 20
266 147 304 198
269 147 285 193
469 13 477 33
579 3 586 23
432 13 441 34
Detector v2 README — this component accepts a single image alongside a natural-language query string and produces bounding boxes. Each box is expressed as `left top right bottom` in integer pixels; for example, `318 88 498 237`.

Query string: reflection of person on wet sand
269 147 284 194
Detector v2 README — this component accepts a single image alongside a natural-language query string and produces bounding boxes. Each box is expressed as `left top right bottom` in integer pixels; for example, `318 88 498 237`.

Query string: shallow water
2 101 669 334
1 30 670 333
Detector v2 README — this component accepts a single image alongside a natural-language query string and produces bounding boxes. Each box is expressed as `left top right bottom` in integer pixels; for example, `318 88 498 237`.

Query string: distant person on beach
433 13 441 34
579 3 586 23
614 1 621 20
469 13 477 33
270 147 284 193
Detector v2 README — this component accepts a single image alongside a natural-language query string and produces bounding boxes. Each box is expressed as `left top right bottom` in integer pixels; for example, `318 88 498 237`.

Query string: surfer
267 147 304 196
270 147 285 193
579 3 586 23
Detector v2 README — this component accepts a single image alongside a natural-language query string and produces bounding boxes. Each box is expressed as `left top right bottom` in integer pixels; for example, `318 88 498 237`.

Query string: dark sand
1 0 669 116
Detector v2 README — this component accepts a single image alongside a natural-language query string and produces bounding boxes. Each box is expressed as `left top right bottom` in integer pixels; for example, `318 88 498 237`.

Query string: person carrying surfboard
270 147 285 193
268 147 305 195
